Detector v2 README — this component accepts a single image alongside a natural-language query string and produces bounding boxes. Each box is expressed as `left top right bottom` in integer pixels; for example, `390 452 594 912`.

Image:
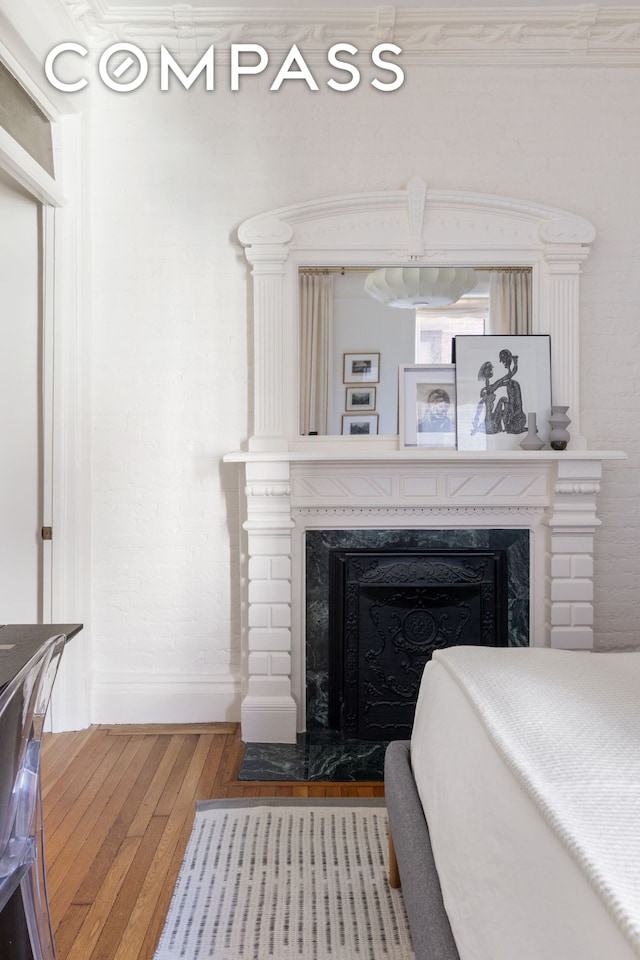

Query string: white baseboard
91 671 242 725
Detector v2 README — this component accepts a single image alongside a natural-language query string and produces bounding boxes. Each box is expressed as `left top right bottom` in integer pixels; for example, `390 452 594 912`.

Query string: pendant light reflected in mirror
364 266 478 309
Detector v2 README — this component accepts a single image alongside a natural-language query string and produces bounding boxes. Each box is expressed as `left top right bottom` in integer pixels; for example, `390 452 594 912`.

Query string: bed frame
384 740 460 960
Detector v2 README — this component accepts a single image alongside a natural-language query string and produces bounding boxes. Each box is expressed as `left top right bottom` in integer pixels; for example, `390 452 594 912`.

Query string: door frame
0 39 90 731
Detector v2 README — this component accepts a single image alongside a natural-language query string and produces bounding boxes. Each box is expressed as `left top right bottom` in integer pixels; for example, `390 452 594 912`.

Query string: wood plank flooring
42 722 385 960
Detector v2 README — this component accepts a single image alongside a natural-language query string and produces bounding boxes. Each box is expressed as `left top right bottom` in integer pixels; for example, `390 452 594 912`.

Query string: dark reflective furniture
0 625 82 960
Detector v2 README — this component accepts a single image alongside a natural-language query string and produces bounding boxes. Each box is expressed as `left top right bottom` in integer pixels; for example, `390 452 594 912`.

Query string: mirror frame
238 177 595 452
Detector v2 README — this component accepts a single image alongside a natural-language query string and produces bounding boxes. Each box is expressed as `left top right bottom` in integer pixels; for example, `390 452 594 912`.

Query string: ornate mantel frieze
295 505 547 520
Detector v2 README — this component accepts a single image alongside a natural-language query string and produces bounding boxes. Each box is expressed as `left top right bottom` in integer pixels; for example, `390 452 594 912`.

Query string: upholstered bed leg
389 825 401 888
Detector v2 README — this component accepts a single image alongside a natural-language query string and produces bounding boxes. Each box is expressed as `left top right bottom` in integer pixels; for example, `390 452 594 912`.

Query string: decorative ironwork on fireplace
305 527 530 741
329 549 509 740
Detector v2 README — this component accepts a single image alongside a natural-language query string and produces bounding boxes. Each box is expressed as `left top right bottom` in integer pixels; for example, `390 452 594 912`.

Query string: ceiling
70 0 640 11
52 0 640 67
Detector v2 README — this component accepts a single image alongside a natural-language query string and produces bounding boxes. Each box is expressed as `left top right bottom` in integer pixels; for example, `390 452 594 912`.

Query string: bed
385 646 640 960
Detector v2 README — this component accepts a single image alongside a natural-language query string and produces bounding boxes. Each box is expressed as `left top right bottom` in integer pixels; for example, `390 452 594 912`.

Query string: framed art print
342 414 379 436
399 364 456 449
345 385 376 412
454 335 552 451
343 352 380 384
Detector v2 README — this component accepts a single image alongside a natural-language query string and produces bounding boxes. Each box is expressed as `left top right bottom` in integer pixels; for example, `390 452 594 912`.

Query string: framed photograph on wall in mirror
342 414 379 436
345 386 376 411
343 352 380 384
399 364 457 449
454 335 552 451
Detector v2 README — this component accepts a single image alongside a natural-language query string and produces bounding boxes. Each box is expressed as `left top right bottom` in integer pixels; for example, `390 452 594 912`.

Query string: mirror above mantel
237 177 596 452
299 264 532 436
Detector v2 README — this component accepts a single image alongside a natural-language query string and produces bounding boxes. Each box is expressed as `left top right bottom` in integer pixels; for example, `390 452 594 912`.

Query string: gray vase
548 405 571 450
519 412 545 450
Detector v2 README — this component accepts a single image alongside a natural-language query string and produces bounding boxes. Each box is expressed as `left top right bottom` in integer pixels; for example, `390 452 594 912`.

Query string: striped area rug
154 798 415 960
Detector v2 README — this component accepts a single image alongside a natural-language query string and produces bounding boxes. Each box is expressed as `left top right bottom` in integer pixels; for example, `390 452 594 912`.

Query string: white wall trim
57 2 640 66
0 1 83 109
91 672 242 724
46 110 91 732
0 128 65 207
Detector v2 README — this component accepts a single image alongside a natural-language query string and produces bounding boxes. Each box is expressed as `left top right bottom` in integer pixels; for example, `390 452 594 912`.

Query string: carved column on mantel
546 458 604 650
242 460 297 743
540 219 595 451
238 217 294 452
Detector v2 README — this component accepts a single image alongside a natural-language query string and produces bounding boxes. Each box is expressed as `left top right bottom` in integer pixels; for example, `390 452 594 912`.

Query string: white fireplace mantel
225 448 626 743
226 179 624 744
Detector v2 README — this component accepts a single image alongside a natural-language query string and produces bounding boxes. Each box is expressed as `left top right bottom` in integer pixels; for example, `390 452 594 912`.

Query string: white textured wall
89 64 640 722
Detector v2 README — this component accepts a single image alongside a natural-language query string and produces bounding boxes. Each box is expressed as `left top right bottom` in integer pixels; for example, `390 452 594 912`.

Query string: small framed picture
399 364 457 449
454 335 552 451
343 352 380 384
345 386 376 411
342 414 379 436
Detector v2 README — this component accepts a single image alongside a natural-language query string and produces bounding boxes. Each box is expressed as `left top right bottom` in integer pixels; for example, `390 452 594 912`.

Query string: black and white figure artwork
472 349 527 436
455 336 552 451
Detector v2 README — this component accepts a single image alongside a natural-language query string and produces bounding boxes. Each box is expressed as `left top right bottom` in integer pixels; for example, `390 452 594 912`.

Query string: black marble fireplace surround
239 528 529 782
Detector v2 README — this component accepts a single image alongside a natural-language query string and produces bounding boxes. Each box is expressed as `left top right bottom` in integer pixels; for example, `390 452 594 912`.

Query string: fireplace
221 450 619 744
307 528 528 741
222 180 629 743
222 181 626 744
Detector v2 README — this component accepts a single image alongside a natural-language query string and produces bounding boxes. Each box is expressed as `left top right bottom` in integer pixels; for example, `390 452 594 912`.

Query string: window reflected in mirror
299 266 531 437
415 304 487 365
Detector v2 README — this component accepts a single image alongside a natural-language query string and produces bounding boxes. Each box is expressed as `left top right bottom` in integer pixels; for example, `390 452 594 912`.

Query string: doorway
0 168 43 622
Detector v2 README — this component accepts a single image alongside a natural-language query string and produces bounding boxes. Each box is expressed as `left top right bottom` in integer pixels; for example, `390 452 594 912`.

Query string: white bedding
410 647 640 960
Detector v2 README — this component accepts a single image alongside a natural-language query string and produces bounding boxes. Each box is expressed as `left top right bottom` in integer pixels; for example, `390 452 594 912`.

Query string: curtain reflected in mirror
489 268 531 335
299 266 531 436
300 270 334 435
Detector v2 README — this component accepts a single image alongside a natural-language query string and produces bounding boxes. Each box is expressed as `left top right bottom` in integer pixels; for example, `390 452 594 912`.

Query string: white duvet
411 647 640 960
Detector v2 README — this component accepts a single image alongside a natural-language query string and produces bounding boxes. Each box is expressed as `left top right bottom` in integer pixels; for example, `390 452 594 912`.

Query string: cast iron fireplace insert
328 548 509 741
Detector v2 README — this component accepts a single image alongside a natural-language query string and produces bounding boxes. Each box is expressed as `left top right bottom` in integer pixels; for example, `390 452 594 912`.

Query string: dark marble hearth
238 731 388 782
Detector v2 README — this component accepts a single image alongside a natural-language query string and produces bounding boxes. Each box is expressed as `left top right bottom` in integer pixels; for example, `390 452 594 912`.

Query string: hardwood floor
42 722 385 960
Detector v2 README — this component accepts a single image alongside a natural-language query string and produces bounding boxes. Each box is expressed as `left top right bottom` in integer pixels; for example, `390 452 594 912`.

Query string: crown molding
55 2 640 65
